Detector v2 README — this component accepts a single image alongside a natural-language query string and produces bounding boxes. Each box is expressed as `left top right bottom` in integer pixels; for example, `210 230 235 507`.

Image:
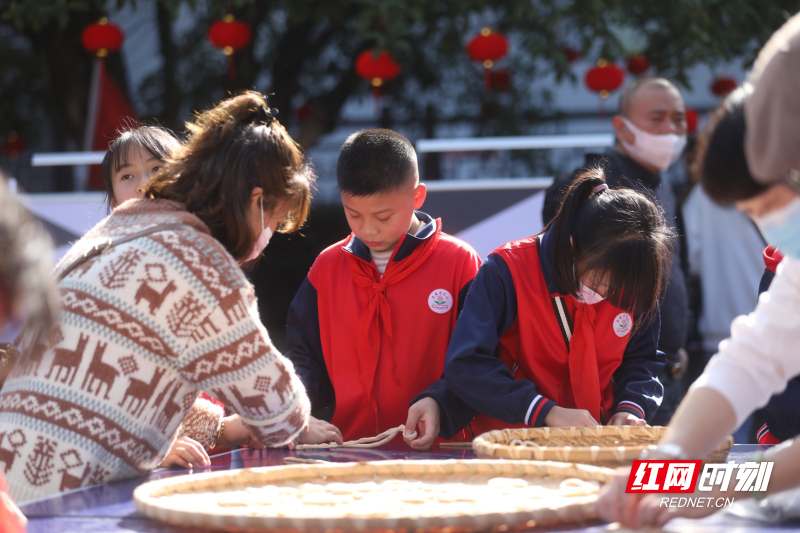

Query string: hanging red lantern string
626 54 650 76
562 47 580 64
296 102 312 122
685 108 699 135
355 49 401 115
710 77 737 98
81 17 124 58
208 15 252 83
2 131 25 161
487 69 512 92
584 59 625 116
467 28 509 92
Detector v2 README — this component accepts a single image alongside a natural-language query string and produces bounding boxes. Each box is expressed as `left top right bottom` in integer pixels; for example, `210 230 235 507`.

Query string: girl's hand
298 416 344 445
220 415 266 449
607 412 647 426
404 397 440 450
544 406 600 427
159 436 210 469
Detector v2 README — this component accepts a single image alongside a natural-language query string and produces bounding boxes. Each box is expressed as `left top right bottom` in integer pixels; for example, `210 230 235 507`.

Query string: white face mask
243 196 273 263
577 283 605 305
621 117 687 172
753 197 800 259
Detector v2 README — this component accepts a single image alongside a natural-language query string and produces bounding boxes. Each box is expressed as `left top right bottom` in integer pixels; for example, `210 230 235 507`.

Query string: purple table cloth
18 444 799 532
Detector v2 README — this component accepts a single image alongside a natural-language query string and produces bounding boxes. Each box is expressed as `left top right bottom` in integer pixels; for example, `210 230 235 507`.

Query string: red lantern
562 47 580 64
208 15 252 83
467 28 509 69
208 15 252 55
355 50 401 115
626 54 649 75
685 108 699 134
81 18 124 57
585 60 625 98
711 77 737 98
355 50 402 87
2 131 25 160
488 69 512 92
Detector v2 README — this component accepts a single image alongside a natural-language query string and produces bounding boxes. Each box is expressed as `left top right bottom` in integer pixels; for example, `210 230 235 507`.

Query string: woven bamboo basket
473 426 733 467
134 459 614 532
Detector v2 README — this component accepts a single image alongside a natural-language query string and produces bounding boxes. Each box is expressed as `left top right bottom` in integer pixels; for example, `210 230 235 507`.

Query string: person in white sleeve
596 12 800 527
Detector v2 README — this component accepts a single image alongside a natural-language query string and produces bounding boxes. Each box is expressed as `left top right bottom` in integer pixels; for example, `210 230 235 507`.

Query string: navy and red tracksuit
432 227 664 437
285 212 480 442
755 246 800 446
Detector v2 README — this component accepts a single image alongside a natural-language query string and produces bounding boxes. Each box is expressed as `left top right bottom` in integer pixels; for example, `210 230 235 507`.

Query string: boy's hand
221 415 266 449
297 416 344 445
159 436 210 469
607 412 647 426
405 397 440 450
544 406 600 427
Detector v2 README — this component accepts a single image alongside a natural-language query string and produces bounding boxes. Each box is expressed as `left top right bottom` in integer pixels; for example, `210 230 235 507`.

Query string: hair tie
593 183 609 193
255 105 279 125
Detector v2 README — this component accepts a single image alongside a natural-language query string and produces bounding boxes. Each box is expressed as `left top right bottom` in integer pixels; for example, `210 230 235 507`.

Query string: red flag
84 59 139 190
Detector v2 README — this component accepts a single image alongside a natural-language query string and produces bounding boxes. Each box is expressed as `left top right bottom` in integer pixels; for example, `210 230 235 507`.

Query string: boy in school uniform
286 129 480 449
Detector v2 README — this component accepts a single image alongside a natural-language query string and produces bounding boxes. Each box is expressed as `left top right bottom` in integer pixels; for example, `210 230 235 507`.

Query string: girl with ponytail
0 91 315 502
434 169 673 438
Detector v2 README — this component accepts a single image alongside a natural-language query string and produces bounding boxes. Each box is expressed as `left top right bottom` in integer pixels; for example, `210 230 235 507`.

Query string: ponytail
543 168 674 319
144 91 315 262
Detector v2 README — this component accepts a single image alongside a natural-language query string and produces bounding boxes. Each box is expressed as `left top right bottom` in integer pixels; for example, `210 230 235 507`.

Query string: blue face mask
754 197 800 259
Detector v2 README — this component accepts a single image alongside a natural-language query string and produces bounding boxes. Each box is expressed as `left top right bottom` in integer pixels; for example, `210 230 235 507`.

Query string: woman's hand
596 466 727 528
220 415 266 449
159 436 210 469
544 406 599 427
404 397 440 450
297 416 344 445
607 412 647 426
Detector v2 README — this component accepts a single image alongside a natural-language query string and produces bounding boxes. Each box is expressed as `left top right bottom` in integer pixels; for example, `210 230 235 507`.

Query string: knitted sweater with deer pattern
0 199 310 503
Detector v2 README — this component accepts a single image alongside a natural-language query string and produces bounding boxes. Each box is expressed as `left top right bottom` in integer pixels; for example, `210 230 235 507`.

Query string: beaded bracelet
211 418 225 449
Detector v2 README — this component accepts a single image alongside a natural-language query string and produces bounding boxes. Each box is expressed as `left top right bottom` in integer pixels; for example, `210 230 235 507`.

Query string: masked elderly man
543 77 690 426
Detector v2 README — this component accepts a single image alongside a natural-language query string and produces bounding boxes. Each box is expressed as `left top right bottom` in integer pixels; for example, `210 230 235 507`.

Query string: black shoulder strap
535 235 573 350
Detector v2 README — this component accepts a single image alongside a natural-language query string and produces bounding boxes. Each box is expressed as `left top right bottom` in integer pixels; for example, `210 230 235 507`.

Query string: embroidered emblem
613 313 633 337
428 289 453 314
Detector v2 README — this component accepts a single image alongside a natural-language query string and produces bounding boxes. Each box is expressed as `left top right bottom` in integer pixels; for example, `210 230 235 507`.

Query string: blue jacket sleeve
413 280 479 440
612 310 665 422
759 269 776 297
443 254 557 428
757 263 800 441
762 378 800 441
284 277 335 415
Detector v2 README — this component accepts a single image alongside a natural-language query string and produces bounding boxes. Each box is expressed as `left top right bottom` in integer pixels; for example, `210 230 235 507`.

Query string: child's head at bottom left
101 125 184 209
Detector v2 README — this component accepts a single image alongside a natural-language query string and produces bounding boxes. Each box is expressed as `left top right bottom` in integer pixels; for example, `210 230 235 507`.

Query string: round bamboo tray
134 459 614 532
473 426 733 466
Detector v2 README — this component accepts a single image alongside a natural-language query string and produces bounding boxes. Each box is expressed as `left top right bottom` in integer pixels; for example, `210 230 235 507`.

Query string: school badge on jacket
613 313 633 337
428 289 453 314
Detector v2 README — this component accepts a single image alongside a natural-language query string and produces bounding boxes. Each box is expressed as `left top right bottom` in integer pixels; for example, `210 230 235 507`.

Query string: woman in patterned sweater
0 91 314 503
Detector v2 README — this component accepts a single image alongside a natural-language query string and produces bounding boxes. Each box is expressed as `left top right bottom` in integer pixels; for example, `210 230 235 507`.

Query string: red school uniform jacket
285 212 480 441
443 228 664 436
